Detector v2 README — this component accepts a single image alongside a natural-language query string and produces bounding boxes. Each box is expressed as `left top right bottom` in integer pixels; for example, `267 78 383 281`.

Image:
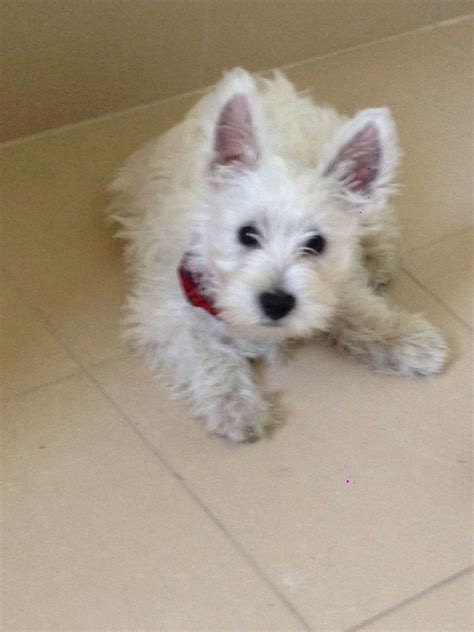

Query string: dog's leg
331 283 448 376
155 325 271 443
360 206 400 289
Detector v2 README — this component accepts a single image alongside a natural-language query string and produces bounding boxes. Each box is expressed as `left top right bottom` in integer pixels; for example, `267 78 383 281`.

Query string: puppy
108 68 448 442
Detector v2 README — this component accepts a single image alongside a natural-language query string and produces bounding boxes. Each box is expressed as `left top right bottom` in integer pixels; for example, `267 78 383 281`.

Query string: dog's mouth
234 318 299 343
260 318 288 328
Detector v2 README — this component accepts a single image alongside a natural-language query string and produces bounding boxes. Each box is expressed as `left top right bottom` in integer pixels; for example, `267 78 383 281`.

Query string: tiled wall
1 0 472 142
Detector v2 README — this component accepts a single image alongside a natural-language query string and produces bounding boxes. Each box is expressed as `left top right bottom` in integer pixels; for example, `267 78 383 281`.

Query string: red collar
178 258 220 318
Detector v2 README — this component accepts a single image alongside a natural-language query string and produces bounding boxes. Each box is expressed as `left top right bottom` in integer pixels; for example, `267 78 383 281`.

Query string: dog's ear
317 108 400 209
213 93 259 170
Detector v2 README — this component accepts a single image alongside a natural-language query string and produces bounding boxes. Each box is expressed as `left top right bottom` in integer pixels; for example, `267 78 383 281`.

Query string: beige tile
93 272 472 630
286 18 474 251
202 1 473 85
0 271 79 398
2 375 304 630
2 18 473 631
362 570 474 631
0 93 200 366
2 0 472 141
3 19 471 365
404 229 473 328
0 0 206 141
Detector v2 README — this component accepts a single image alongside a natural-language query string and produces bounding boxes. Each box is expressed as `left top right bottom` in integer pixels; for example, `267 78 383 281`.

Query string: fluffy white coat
108 69 448 442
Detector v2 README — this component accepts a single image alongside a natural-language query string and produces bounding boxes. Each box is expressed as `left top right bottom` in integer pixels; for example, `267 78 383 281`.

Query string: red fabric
178 261 220 318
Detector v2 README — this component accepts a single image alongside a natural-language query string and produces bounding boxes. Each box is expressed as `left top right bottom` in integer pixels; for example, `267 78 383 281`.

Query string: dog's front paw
207 397 271 443
382 315 449 377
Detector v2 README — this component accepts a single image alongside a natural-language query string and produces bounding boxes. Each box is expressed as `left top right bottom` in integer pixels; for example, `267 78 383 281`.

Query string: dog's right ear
212 92 260 170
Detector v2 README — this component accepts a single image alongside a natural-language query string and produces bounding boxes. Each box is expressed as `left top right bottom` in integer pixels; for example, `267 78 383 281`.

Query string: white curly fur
108 68 448 442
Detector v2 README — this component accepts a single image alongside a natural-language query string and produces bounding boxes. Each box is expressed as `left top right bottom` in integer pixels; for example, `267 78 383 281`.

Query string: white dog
108 68 448 442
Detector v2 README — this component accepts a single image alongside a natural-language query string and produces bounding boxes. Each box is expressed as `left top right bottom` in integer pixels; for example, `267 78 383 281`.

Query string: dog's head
192 70 399 341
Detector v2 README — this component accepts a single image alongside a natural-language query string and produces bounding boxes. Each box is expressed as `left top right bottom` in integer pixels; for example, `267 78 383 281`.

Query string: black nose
259 290 296 321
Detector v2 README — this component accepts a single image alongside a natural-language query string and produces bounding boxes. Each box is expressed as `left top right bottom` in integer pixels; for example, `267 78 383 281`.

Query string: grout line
276 13 474 75
346 565 474 631
1 370 83 404
0 85 210 149
404 226 473 254
1 272 311 630
402 267 473 332
1 11 471 617
83 371 313 631
1 12 472 149
89 350 130 369
1 352 131 403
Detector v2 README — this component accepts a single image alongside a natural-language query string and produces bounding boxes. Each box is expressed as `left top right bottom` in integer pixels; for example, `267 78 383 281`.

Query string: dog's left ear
317 108 400 209
212 93 259 170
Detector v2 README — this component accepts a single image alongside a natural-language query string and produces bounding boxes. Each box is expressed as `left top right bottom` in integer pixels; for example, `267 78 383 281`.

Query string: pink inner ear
214 93 258 168
326 122 381 195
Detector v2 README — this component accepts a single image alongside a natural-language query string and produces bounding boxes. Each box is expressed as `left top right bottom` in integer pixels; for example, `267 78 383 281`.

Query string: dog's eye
238 225 260 247
303 234 326 255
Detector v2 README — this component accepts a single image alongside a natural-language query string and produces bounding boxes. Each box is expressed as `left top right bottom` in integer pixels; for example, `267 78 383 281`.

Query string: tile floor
1 16 473 632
